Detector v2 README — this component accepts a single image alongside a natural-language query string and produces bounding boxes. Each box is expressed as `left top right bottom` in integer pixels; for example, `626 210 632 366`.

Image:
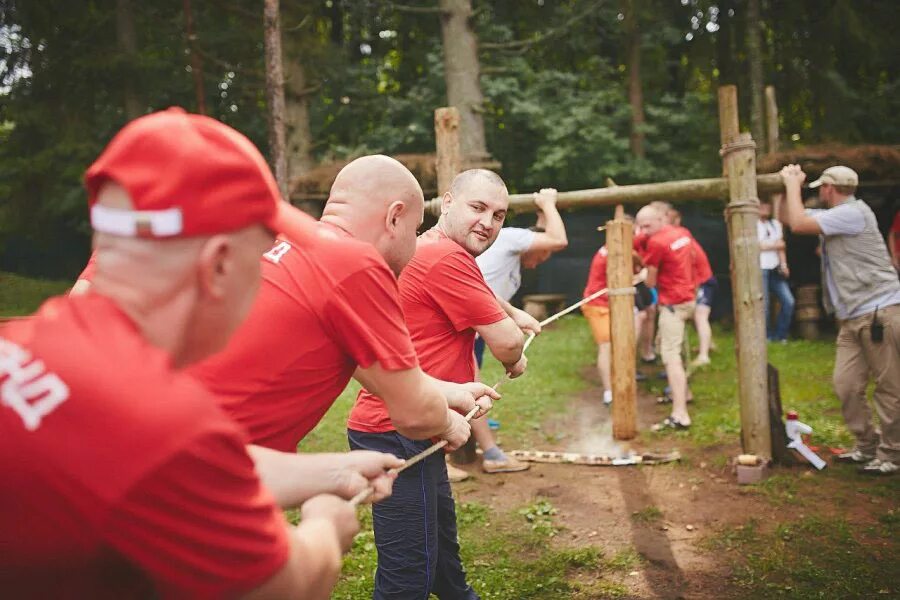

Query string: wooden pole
263 0 288 201
606 209 637 440
718 85 771 459
424 173 786 216
765 85 779 155
435 107 462 197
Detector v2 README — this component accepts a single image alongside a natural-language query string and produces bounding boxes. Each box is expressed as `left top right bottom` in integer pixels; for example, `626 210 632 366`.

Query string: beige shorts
658 301 696 365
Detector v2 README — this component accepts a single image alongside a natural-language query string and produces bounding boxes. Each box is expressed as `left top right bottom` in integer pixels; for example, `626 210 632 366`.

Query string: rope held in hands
349 281 636 506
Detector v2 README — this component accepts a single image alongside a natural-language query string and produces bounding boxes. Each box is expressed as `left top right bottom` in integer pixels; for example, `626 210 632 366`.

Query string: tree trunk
263 0 289 201
438 0 490 164
182 0 206 115
746 0 765 154
715 0 734 83
284 42 317 215
624 0 645 159
115 0 141 120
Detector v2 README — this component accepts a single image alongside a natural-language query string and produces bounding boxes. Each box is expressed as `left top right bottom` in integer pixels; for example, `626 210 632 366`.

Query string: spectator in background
889 208 900 273
758 195 795 342
780 164 900 476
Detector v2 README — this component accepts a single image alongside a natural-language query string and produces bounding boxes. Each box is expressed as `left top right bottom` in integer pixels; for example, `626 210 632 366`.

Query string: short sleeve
103 428 290 599
506 228 536 254
642 237 665 268
324 264 418 371
427 251 506 331
812 204 866 236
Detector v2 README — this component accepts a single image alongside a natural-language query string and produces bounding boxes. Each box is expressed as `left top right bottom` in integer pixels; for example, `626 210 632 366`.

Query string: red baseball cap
85 107 312 242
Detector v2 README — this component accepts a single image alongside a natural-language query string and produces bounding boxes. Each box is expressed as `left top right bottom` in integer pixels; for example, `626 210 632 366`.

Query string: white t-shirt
476 227 536 301
757 218 783 270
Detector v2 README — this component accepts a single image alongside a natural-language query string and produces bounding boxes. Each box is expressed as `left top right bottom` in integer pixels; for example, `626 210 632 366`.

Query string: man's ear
385 200 405 234
197 235 231 300
441 191 453 215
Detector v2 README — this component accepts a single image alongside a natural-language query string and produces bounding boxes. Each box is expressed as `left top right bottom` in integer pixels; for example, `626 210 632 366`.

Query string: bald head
438 169 510 257
321 154 426 275
449 169 507 199
636 204 666 237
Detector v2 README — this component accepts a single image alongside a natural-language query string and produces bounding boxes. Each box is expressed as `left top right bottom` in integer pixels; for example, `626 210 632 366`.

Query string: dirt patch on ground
450 372 895 599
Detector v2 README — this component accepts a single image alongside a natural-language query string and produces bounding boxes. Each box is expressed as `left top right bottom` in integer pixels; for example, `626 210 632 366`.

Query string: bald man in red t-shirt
348 169 531 599
191 156 495 456
637 203 697 430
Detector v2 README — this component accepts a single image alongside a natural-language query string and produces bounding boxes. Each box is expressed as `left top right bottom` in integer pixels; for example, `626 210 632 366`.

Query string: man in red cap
191 154 496 455
0 108 400 598
348 169 530 599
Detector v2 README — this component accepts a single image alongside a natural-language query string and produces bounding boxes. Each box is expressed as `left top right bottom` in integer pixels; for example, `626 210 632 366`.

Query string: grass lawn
4 274 896 598
0 271 71 316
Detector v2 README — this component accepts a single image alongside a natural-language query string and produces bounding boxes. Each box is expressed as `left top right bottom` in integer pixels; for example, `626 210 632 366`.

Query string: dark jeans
762 268 795 341
348 429 479 600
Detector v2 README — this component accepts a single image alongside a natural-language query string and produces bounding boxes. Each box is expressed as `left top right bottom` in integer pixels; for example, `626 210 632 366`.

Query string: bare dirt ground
449 372 895 599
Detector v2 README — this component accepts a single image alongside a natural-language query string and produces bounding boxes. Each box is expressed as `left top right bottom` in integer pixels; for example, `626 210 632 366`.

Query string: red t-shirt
190 223 418 452
643 225 696 305
583 246 609 308
0 294 288 599
891 211 900 257
348 228 506 433
691 239 713 285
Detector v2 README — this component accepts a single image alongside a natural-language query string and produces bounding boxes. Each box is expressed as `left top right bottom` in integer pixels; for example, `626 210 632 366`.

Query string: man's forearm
497 296 517 318
249 446 341 508
781 183 805 229
541 203 568 247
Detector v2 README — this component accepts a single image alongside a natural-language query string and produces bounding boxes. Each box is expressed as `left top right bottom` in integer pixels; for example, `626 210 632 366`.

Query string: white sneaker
859 458 898 476
835 448 875 464
603 390 612 405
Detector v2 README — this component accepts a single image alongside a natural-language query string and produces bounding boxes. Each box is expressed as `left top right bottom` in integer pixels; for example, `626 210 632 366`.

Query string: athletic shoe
603 390 612 405
482 455 530 474
835 448 875 464
691 356 711 367
859 458 898 476
446 461 470 482
651 416 690 431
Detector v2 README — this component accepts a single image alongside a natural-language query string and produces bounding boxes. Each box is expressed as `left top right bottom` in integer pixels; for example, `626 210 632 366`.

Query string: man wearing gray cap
780 164 900 476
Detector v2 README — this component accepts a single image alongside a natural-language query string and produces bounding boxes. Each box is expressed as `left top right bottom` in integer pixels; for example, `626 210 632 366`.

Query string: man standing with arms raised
780 164 899 475
471 187 567 473
348 169 531 599
192 155 497 456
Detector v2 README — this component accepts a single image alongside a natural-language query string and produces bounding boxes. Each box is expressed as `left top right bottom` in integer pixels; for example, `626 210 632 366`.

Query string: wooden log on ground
424 173 786 216
606 212 637 440
719 85 772 460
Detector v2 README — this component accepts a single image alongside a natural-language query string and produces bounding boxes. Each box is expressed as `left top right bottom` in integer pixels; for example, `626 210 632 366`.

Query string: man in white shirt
471 188 568 473
758 196 795 341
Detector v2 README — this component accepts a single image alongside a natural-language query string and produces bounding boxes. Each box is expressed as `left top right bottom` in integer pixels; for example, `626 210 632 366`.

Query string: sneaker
446 462 470 483
603 390 612 405
651 416 690 431
859 458 898 476
482 455 530 474
691 356 711 367
835 448 875 464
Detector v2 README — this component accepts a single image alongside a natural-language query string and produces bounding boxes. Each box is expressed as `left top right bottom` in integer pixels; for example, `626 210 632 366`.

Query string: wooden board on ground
510 449 680 466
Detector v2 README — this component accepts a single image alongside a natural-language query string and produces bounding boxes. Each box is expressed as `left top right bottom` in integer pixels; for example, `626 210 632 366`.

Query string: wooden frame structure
434 85 773 457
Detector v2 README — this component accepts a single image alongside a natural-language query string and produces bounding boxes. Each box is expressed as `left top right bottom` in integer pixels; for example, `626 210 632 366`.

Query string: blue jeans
762 268 795 341
348 429 479 600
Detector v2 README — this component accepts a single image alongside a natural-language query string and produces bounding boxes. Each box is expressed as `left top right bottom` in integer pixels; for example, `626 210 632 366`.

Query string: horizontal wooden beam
425 172 785 215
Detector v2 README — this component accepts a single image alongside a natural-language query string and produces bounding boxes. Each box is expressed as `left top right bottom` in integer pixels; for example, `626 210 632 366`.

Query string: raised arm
779 165 822 235
529 188 568 253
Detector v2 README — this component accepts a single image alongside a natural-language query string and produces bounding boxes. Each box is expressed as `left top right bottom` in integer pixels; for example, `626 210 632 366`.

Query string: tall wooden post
765 85 779 155
718 85 772 459
607 206 637 440
435 107 462 201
